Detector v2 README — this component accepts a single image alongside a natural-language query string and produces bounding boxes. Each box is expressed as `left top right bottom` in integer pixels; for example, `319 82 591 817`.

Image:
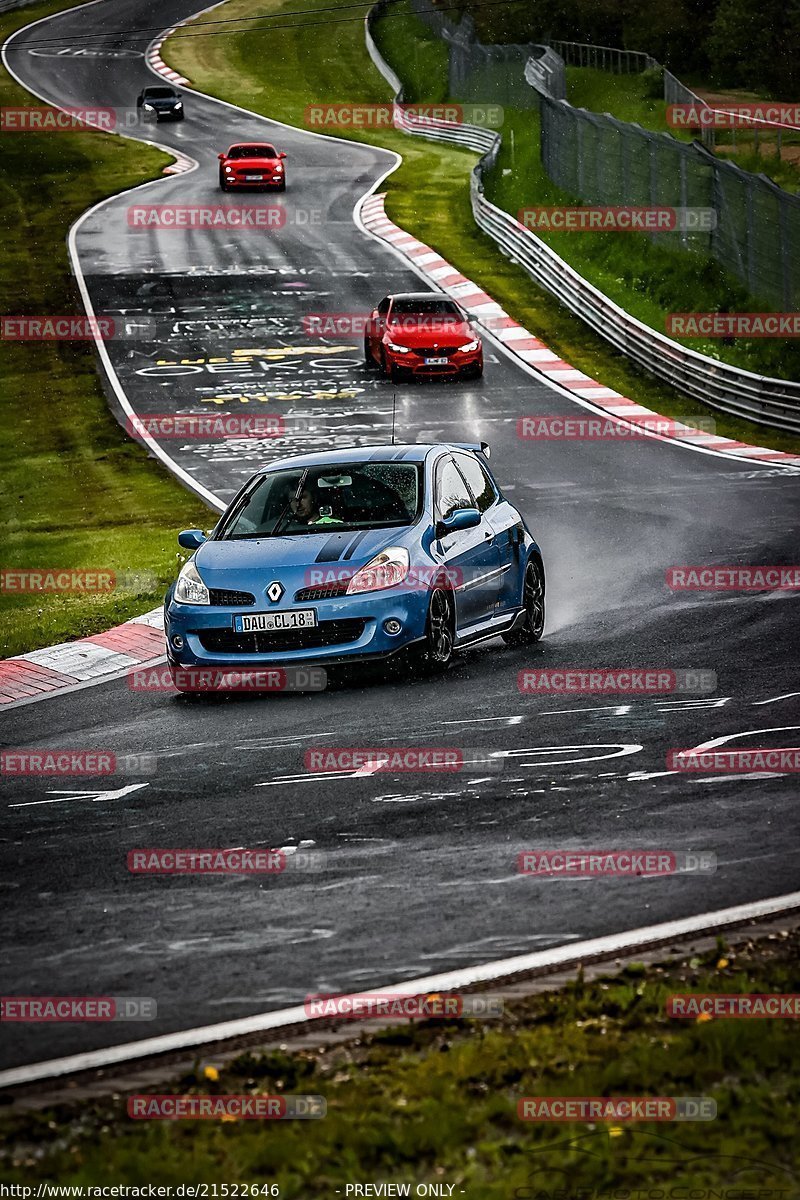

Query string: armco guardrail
364 2 800 434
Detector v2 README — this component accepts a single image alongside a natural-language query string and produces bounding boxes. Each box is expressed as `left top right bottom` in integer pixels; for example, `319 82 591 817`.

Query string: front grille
208 588 256 607
197 619 366 654
294 581 350 602
415 347 457 358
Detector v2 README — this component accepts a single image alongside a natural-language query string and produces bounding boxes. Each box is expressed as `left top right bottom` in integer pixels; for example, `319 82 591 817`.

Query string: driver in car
289 486 320 524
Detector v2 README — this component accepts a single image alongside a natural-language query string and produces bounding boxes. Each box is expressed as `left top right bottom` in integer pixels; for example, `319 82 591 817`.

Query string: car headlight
174 559 210 605
225 165 232 173
346 547 410 595
142 103 154 111
387 342 411 353
457 339 480 353
174 101 183 109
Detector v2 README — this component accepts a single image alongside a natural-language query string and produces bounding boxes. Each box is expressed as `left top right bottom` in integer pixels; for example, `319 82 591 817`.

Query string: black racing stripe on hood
314 535 350 563
342 530 369 561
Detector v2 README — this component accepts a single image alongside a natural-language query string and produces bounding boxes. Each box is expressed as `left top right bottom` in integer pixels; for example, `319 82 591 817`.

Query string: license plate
234 609 317 633
424 357 449 365
245 174 264 180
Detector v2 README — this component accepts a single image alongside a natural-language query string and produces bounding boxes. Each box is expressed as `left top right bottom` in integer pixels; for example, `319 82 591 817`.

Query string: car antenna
391 392 397 445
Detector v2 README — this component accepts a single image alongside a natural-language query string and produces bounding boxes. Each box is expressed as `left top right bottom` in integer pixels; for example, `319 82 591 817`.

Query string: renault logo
266 581 284 603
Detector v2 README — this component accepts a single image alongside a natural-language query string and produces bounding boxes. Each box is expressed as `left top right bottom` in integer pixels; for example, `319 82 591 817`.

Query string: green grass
2 931 798 1191
166 0 800 455
0 0 213 658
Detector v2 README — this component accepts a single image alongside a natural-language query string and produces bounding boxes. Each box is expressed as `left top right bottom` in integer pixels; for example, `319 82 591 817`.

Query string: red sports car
364 293 483 381
218 143 287 191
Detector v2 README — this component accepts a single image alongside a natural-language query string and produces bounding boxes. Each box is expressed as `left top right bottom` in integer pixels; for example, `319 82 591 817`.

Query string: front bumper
224 175 284 188
165 585 430 669
384 346 483 378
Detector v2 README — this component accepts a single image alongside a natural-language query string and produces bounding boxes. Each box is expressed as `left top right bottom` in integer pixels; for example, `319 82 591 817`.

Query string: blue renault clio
165 443 544 689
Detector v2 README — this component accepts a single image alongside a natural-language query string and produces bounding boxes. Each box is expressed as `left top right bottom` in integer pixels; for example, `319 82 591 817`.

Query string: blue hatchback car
165 443 544 689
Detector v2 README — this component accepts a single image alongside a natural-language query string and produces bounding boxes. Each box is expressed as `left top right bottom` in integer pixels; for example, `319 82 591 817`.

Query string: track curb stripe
358 193 800 467
0 610 164 704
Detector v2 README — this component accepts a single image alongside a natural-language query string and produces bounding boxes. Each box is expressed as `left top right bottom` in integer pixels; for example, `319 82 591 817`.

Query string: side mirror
436 507 481 536
217 152 225 161
178 529 206 550
278 152 287 159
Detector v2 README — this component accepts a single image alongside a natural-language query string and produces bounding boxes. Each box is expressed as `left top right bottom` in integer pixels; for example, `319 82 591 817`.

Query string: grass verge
0 0 212 659
2 929 798 1190
165 0 800 454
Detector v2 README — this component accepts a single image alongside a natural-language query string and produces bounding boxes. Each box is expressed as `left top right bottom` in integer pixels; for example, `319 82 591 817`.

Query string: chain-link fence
405 1 800 310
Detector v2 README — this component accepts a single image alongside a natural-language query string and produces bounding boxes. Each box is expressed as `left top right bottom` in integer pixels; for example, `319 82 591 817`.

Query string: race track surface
1 0 799 1072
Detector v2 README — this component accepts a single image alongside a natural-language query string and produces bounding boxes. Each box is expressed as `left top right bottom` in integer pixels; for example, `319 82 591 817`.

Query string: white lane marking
540 705 633 716
441 715 526 725
692 725 800 751
3 890 799 1089
753 693 800 706
9 784 149 809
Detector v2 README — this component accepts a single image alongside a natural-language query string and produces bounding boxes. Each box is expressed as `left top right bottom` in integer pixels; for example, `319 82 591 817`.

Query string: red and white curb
162 150 194 176
359 192 800 468
146 30 189 87
0 610 164 707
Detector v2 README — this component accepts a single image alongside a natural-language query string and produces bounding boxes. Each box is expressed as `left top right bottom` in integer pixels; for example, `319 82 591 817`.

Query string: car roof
256 443 478 473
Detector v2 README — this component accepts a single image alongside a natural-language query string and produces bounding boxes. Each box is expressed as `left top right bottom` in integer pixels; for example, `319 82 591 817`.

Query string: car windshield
388 298 465 334
144 88 176 98
390 299 461 317
227 144 277 159
215 462 424 539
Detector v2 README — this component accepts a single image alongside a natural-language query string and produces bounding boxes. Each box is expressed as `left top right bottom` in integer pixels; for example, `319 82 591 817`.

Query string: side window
377 297 391 316
454 453 496 513
435 457 473 521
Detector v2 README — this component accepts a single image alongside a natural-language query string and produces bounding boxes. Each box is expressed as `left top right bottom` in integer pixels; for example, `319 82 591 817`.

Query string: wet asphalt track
1 0 799 1071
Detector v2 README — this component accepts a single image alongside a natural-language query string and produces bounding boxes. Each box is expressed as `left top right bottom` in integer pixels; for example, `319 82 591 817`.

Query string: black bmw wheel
364 336 377 368
502 559 545 645
410 587 455 675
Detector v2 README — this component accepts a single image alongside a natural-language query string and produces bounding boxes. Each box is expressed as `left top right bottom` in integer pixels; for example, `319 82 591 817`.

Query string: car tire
364 336 377 368
277 179 286 192
219 175 229 191
502 558 545 645
409 586 455 675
